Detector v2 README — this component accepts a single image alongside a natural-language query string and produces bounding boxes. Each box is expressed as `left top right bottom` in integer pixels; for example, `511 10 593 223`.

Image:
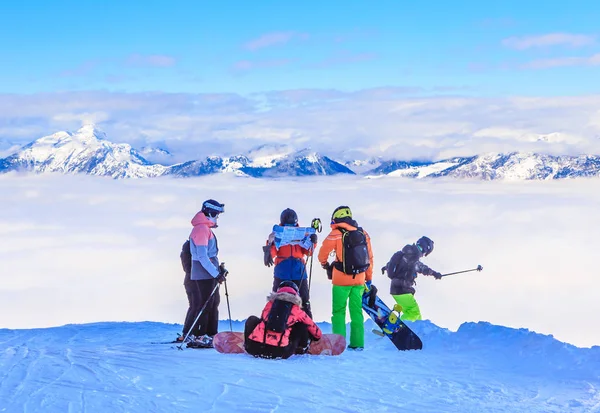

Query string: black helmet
278 280 299 294
416 236 434 257
280 208 298 226
202 199 225 217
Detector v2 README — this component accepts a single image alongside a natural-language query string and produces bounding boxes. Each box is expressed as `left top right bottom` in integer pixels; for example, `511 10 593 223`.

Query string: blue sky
2 0 599 96
1 1 600 159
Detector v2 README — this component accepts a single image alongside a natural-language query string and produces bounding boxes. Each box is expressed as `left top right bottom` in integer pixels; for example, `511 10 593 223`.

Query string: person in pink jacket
184 199 227 347
244 281 322 359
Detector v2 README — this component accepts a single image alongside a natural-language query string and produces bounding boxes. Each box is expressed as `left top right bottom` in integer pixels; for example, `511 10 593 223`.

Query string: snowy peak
0 125 165 178
365 152 600 180
165 148 354 178
2 128 600 180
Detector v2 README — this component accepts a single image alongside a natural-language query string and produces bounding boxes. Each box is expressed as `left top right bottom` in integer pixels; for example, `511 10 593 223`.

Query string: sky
2 173 600 348
1 1 600 161
2 0 599 95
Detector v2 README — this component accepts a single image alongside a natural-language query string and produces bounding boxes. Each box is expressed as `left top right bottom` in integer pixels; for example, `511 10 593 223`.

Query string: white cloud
243 32 309 51
125 54 177 67
1 173 600 348
503 33 596 50
521 53 600 69
1 90 600 162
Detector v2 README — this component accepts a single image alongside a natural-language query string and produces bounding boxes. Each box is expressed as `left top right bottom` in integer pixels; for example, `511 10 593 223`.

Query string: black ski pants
183 278 220 337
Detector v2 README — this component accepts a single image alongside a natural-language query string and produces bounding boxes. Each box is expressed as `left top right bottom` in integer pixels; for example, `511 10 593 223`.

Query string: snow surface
1 320 599 412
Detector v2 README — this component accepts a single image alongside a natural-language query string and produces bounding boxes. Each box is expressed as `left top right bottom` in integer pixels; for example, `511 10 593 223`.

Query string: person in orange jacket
318 206 373 350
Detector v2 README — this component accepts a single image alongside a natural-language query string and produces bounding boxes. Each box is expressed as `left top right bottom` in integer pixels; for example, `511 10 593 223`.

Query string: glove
381 266 387 275
432 271 443 280
310 233 318 244
263 245 274 267
364 280 372 292
321 262 333 280
217 263 229 283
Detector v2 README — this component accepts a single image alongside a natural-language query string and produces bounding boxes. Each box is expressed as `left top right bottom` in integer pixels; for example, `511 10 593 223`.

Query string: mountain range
1 125 600 180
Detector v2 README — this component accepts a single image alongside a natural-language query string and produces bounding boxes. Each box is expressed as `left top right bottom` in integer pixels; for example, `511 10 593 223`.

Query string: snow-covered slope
0 125 165 179
1 320 598 412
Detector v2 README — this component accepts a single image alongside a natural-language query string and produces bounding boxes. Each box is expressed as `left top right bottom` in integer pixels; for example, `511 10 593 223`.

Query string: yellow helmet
332 206 352 221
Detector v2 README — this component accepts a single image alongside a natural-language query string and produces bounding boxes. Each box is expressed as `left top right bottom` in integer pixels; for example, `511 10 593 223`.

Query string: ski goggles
204 202 225 214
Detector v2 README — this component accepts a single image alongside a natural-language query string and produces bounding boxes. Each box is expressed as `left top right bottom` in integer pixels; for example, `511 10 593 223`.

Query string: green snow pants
332 285 365 348
392 293 422 321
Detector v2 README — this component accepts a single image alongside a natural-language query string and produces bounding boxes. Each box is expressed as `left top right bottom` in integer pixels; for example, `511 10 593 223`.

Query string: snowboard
271 225 316 250
362 285 423 351
213 332 346 356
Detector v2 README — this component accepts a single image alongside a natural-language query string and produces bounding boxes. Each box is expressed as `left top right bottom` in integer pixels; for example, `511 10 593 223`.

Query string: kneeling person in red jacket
244 281 322 359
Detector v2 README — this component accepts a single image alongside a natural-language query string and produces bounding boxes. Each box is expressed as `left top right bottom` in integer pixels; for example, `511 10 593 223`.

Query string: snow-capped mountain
0 125 166 179
0 127 354 179
432 153 600 180
139 146 173 165
165 149 355 177
3 127 600 180
343 157 383 174
365 153 600 180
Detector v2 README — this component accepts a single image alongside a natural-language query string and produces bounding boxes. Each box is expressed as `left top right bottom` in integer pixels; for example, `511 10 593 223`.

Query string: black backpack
386 245 419 280
386 250 408 280
334 227 370 276
180 240 192 274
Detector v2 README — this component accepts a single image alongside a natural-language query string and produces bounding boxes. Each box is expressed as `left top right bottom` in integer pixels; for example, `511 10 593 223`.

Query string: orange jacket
317 221 373 286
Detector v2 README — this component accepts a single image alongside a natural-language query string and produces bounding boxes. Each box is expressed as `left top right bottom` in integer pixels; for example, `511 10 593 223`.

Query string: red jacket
270 243 313 265
248 291 322 347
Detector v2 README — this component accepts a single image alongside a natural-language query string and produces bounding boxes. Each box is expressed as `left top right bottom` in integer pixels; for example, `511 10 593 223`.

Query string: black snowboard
362 285 423 351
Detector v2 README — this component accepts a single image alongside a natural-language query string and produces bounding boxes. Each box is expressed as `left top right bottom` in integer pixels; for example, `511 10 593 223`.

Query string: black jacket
385 244 437 295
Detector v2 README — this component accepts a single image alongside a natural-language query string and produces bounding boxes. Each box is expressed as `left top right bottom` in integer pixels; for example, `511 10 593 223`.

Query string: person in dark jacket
382 236 442 321
244 281 322 359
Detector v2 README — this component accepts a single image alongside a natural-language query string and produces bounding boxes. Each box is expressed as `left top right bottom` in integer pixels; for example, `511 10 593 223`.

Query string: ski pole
307 218 321 293
178 282 220 350
308 252 315 292
224 279 233 332
218 262 232 332
441 265 483 277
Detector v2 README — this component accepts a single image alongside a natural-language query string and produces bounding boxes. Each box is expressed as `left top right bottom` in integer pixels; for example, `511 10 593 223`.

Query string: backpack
386 245 420 282
385 250 408 280
180 240 192 274
334 227 370 276
264 300 293 333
